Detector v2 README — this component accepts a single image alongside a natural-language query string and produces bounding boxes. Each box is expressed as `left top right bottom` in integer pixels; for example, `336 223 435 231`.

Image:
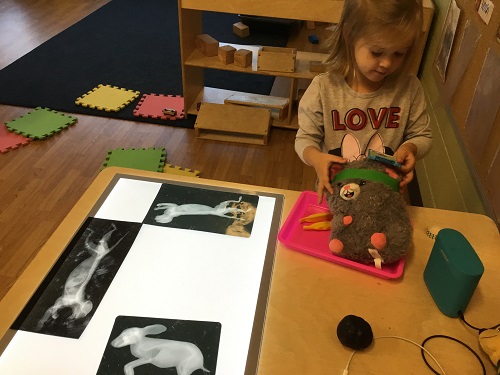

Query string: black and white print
97 315 221 375
14 218 141 339
144 184 259 238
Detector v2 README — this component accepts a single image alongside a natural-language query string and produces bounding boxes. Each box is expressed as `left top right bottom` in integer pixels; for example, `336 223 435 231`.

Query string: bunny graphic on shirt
328 132 395 162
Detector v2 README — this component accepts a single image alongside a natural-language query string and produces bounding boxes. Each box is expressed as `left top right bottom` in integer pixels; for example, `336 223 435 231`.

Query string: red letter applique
386 107 400 128
367 107 388 129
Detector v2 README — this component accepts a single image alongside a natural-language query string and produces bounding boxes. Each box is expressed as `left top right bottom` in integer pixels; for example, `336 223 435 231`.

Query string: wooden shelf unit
184 42 328 128
178 0 434 130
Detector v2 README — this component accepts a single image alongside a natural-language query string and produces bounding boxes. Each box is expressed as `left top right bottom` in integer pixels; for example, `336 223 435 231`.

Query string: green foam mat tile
102 147 167 172
5 107 77 139
75 84 140 112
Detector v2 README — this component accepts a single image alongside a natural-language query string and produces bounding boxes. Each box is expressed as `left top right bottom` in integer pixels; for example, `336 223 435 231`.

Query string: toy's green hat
331 168 400 192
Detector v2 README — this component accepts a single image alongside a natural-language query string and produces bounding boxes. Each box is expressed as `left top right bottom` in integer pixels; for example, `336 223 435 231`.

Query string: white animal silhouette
111 324 210 375
154 196 249 224
37 224 126 330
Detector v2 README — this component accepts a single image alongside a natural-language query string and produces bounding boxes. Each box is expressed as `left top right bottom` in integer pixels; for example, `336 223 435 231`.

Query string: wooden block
224 93 290 121
195 103 271 145
234 49 252 68
233 22 250 37
218 45 236 64
306 21 316 30
309 60 327 73
258 46 297 73
195 34 219 57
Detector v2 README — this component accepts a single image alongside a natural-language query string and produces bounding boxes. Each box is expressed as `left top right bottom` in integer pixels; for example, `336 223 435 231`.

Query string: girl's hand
394 143 417 191
303 147 346 203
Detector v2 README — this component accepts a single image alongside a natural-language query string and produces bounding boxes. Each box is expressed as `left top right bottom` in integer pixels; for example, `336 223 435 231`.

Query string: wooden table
1 167 499 374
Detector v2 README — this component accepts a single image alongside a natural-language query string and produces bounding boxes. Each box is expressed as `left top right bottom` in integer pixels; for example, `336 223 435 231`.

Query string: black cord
459 310 500 332
458 310 482 331
421 335 486 375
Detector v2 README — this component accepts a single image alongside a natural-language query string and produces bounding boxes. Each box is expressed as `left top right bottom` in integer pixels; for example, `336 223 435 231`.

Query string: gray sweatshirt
295 72 432 163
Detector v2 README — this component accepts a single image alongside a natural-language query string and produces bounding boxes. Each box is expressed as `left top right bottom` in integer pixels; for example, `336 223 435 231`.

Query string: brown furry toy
326 159 412 268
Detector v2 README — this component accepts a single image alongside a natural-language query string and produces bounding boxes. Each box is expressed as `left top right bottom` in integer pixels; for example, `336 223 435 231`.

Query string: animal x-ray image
143 184 259 238
97 315 221 375
13 218 141 339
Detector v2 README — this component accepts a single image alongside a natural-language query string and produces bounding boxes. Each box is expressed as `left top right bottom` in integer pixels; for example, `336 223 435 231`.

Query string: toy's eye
337 182 343 187
360 180 367 186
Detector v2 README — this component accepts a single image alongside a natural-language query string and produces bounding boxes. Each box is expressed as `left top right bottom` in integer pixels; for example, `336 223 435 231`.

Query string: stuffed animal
325 159 412 268
478 327 500 372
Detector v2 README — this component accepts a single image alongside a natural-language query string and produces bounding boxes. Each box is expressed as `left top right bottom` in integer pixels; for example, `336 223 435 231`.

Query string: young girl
295 0 432 203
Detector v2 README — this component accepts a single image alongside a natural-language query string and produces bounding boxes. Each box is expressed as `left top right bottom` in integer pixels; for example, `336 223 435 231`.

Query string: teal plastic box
423 228 484 317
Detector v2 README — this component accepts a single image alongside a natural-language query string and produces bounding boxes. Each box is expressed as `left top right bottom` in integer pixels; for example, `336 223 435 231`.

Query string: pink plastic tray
278 191 405 279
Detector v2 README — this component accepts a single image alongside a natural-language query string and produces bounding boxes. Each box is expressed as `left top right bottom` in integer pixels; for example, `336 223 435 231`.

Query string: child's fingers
401 164 415 174
318 182 333 204
328 155 347 164
395 149 416 172
317 189 324 204
399 170 414 188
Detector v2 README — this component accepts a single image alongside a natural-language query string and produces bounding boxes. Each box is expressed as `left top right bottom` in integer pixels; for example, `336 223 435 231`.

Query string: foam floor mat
163 163 200 177
0 123 32 153
76 84 140 112
102 147 167 172
5 107 77 139
133 94 185 121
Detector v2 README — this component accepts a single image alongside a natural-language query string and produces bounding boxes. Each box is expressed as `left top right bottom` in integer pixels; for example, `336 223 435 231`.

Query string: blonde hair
324 0 423 81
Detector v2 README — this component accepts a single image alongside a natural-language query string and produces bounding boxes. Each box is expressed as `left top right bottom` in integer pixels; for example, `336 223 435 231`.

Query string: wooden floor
0 0 317 301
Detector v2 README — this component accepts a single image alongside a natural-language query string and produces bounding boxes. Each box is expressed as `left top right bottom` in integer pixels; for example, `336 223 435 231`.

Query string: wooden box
218 45 236 64
195 34 219 57
257 46 297 73
309 60 327 73
234 49 252 68
224 93 289 121
195 103 271 145
233 22 250 37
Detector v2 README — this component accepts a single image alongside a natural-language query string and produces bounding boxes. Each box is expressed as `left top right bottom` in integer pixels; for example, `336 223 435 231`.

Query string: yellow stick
299 212 333 223
302 221 332 231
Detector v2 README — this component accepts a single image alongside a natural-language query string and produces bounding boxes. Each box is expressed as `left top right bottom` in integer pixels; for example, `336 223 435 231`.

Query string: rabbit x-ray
97 316 221 375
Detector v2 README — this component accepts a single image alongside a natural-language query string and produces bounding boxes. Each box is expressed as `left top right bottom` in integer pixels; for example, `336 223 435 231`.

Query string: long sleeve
295 76 326 165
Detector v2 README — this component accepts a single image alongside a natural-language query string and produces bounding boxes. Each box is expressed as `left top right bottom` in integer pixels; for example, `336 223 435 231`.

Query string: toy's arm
478 329 500 371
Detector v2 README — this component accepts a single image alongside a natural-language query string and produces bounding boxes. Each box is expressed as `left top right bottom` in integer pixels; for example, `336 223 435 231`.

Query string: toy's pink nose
329 239 344 253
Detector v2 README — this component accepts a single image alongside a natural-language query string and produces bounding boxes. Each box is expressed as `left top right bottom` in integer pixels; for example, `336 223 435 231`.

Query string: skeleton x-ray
97 315 221 375
13 218 141 339
144 184 259 238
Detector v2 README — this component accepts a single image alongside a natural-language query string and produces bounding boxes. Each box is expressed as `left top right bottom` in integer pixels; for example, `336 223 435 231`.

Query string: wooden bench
194 102 271 145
